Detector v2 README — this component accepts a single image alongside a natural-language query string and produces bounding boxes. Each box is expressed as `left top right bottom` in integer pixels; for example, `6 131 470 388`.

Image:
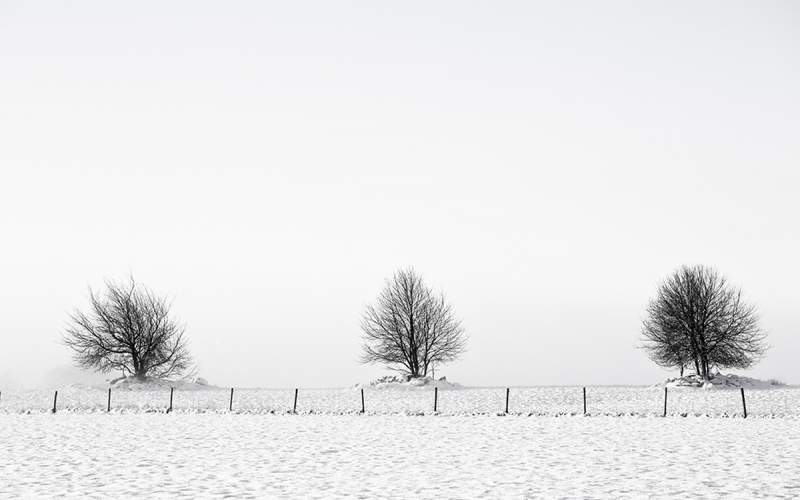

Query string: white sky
1 1 798 388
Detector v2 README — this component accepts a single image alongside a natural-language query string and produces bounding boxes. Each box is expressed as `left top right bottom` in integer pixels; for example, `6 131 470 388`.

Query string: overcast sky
1 1 798 388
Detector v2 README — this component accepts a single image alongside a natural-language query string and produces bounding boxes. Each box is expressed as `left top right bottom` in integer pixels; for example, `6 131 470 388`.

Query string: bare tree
361 268 466 378
641 265 766 380
63 277 193 381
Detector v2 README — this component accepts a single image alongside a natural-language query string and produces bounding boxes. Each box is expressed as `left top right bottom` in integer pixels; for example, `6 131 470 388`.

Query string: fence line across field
2 386 756 417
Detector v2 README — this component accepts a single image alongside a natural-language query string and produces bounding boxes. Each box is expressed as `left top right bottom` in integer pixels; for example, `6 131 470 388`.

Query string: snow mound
356 375 464 390
111 376 219 391
660 373 785 390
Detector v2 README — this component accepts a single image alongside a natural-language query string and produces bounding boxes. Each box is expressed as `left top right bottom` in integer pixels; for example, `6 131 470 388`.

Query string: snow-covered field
2 413 799 498
3 386 799 497
1 385 799 417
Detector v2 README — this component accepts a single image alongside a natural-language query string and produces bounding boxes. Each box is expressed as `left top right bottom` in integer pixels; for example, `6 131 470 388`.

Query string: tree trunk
699 355 710 381
408 359 420 378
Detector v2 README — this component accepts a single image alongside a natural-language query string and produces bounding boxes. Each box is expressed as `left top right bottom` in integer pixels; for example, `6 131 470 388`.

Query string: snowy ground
2 385 799 417
2 413 799 498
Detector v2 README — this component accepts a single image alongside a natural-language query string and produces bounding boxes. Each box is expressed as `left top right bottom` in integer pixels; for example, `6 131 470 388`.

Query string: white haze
0 1 798 388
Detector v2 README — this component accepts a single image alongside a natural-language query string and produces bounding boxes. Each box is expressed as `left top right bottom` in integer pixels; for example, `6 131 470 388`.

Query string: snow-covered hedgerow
111 376 217 391
659 373 786 390
355 375 464 391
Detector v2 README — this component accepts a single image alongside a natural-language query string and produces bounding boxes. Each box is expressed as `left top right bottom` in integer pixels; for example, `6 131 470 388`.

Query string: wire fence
1 386 798 417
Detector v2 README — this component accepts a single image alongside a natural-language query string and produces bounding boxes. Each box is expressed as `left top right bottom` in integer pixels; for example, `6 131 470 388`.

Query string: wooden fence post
293 388 298 413
107 388 111 412
229 388 234 412
663 387 668 417
434 387 438 412
360 388 365 413
505 388 510 414
583 387 587 415
167 387 174 413
52 390 58 414
741 388 747 418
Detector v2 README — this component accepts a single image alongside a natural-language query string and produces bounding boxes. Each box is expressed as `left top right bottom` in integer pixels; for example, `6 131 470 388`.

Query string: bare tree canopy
361 268 467 377
63 277 192 380
641 265 766 380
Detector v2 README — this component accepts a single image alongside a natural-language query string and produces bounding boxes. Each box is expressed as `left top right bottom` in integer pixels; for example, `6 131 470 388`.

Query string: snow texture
1 413 798 498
